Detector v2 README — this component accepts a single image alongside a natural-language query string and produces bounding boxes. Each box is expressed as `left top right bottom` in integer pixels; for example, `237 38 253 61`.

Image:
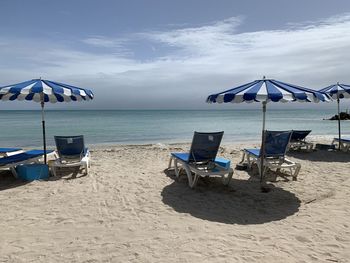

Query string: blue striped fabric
0 79 94 103
0 148 22 153
207 78 329 104
319 83 350 99
0 149 54 166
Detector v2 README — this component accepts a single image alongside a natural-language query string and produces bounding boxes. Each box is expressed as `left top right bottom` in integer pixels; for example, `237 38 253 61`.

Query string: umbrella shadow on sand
287 150 350 163
162 169 301 225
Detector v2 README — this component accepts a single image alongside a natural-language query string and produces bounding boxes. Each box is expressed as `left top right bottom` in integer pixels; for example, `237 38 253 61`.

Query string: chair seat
332 137 350 152
333 137 350 142
168 131 232 188
171 152 231 170
169 153 234 188
244 148 260 157
242 147 300 180
51 155 89 168
0 149 54 178
171 152 189 162
244 148 289 158
289 141 314 152
241 131 301 180
50 147 90 176
0 150 54 166
0 148 22 153
0 148 23 157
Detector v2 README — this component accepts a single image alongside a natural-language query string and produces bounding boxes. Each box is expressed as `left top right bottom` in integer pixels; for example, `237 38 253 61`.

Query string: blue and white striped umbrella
206 77 329 183
0 79 94 164
319 83 350 149
207 78 329 104
0 79 94 103
319 83 350 99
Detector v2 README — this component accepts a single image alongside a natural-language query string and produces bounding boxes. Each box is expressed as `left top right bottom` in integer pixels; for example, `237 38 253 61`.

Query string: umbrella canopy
0 79 94 102
319 83 350 99
207 77 329 182
0 79 94 164
319 83 350 150
207 78 327 104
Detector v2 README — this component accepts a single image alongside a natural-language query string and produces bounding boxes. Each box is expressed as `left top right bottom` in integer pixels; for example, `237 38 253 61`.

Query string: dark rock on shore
327 112 350 120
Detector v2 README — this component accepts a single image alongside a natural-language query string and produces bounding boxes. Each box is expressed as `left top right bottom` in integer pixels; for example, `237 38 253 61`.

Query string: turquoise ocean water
0 109 348 148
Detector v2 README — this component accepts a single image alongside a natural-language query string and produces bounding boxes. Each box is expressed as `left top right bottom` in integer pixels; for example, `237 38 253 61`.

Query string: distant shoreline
16 135 338 150
0 107 339 111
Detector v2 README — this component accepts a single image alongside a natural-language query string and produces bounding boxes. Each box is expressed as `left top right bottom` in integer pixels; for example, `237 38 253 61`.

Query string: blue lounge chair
0 148 23 157
332 137 350 152
168 131 233 188
51 135 90 176
288 130 313 152
241 130 301 180
0 149 54 177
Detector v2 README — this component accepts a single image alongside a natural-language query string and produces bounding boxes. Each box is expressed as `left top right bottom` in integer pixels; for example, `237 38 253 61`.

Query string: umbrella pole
41 99 47 164
260 101 267 183
337 95 341 151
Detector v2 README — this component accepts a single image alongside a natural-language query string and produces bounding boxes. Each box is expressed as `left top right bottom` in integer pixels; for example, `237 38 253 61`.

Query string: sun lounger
0 148 23 157
241 130 301 180
51 135 90 176
168 131 233 188
288 130 313 152
0 149 54 177
331 137 350 152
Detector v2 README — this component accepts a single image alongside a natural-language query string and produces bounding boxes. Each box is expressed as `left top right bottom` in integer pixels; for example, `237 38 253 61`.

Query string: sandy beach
3 0 350 261
0 140 349 262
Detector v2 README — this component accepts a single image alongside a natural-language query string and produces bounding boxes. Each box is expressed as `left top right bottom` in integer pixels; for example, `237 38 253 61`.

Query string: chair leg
191 174 200 188
174 159 181 178
345 144 350 152
247 154 252 170
241 151 254 170
257 160 269 179
222 168 234 185
10 167 18 178
85 162 89 175
168 156 173 169
182 164 199 188
240 151 246 163
308 144 313 152
51 166 57 177
292 163 301 181
256 158 261 176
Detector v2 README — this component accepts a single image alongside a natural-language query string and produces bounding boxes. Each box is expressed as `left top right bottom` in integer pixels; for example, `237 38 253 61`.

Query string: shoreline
15 134 342 150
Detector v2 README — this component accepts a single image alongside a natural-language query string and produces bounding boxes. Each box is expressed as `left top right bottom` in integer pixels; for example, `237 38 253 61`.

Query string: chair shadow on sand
287 149 350 163
0 167 86 191
162 169 301 225
0 171 29 191
48 166 88 181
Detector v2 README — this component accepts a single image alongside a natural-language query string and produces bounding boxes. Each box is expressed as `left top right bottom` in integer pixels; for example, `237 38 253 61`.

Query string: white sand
0 141 350 262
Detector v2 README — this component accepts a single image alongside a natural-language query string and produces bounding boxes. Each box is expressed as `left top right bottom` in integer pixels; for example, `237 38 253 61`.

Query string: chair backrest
264 130 292 157
290 130 311 142
188 131 224 163
54 135 85 160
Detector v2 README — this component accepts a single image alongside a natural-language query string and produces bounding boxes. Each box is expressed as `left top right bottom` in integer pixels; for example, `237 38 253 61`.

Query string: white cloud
140 17 243 55
82 36 125 48
1 14 350 109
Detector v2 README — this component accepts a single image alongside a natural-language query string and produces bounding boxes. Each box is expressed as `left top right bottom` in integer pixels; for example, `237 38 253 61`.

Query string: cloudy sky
1 0 350 109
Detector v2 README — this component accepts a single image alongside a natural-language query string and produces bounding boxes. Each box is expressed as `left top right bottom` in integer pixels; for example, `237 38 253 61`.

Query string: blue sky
1 0 350 109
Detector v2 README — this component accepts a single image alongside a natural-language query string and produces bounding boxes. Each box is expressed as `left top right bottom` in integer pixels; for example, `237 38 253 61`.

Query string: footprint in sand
295 236 312 243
